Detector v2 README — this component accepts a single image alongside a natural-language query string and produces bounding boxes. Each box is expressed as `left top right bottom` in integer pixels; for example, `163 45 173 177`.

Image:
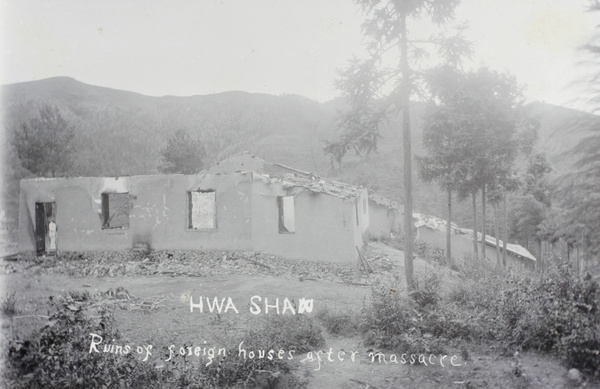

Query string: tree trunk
472 191 478 262
503 195 507 268
581 233 585 275
538 238 543 273
446 188 452 268
481 184 486 261
494 204 500 268
400 12 414 290
576 244 580 275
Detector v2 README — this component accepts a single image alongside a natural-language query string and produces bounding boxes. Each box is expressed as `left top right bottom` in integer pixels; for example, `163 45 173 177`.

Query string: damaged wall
416 226 534 270
19 172 254 253
368 201 400 238
251 177 361 263
19 171 364 265
366 195 404 239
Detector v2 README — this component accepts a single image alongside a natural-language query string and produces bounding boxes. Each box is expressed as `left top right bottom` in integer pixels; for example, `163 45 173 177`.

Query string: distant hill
2 77 599 254
2 77 337 176
524 102 599 175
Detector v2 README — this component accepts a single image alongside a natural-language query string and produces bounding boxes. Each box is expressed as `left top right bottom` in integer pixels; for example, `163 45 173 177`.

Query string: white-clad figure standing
48 218 57 252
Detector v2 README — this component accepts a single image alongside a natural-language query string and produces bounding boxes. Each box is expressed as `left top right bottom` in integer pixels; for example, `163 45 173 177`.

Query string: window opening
278 196 295 233
188 190 216 229
101 193 129 229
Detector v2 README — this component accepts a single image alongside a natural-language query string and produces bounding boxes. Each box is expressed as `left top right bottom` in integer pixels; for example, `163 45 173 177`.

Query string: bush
1 292 17 316
414 240 430 258
360 274 471 355
5 291 144 388
316 305 360 336
206 315 322 388
499 265 600 374
246 314 325 354
450 261 600 375
4 292 322 388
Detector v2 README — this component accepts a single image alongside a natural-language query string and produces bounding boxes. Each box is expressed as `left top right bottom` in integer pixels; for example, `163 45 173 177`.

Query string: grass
357 260 600 376
316 305 360 337
2 289 324 389
0 292 17 316
2 248 599 387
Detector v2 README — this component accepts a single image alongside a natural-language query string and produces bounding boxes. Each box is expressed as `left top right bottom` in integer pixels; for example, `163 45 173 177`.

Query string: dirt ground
0 243 593 388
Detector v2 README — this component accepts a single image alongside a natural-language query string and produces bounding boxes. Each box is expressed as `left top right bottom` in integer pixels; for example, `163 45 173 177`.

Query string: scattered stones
7 244 404 286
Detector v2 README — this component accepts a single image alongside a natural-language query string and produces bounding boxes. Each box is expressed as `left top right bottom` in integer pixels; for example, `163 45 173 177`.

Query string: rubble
10 249 384 284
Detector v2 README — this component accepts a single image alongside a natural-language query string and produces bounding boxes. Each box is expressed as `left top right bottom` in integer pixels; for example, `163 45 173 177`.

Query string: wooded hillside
2 77 598 257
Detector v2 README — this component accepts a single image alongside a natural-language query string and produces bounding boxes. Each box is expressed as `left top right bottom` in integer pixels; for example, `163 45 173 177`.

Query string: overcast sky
1 0 597 108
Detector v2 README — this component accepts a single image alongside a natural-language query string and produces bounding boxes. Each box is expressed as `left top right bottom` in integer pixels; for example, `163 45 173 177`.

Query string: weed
5 291 137 388
4 291 321 388
1 292 17 316
316 305 359 336
360 274 470 355
414 239 430 258
449 261 600 375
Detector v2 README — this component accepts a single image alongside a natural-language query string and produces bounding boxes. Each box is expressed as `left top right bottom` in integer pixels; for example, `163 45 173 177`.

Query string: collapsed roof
256 172 363 200
414 211 536 262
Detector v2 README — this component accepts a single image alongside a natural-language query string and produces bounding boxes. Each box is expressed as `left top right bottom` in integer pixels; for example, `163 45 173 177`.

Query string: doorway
35 202 57 256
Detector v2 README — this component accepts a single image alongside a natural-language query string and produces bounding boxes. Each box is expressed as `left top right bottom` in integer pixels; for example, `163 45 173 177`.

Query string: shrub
4 291 321 388
1 292 17 316
414 240 430 258
316 305 359 336
208 315 321 388
410 272 441 308
360 274 471 355
452 261 600 375
5 291 142 388
246 314 325 354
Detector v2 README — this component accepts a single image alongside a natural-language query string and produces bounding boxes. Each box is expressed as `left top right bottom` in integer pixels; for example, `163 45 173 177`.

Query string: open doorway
35 202 57 256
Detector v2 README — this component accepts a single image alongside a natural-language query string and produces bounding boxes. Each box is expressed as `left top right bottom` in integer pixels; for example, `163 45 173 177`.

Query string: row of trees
326 0 599 286
417 66 538 268
325 0 538 285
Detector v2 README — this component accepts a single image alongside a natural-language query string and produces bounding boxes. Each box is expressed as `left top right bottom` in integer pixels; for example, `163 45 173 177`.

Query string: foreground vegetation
3 291 323 388
319 260 600 380
2 254 599 388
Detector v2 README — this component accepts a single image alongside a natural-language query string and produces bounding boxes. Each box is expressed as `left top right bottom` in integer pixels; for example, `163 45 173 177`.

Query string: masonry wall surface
19 172 364 265
368 202 397 238
19 173 254 253
251 181 360 263
416 226 533 269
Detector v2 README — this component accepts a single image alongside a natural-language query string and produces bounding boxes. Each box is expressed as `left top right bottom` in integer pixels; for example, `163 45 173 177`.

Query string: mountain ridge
2 77 598 253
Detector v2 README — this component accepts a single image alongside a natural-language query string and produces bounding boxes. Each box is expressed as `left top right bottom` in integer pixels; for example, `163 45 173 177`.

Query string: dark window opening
278 196 295 233
188 190 216 229
102 193 129 229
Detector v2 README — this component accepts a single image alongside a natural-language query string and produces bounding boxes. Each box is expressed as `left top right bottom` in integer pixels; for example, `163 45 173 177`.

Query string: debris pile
56 286 166 313
11 249 389 284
